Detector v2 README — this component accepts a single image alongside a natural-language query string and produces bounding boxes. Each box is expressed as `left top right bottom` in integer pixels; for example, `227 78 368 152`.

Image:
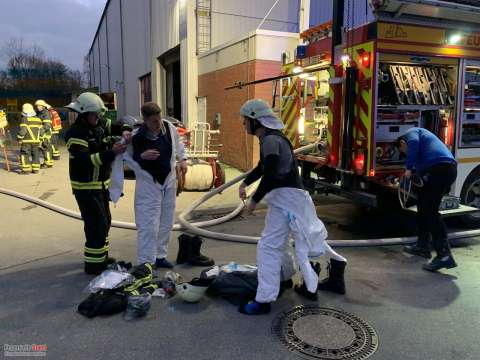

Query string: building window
139 73 152 105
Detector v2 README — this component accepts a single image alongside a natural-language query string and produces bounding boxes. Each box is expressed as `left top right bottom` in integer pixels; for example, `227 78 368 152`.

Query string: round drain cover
272 305 378 360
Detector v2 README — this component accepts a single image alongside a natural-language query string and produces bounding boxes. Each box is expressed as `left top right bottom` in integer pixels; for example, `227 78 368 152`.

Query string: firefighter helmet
175 281 208 303
240 99 283 130
65 92 107 114
22 103 36 116
34 99 48 108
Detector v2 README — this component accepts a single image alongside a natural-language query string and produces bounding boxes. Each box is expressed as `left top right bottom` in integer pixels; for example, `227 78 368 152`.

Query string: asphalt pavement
1 148 479 360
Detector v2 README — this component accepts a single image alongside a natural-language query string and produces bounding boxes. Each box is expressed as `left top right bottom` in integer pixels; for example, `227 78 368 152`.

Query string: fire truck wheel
213 162 226 188
459 168 480 228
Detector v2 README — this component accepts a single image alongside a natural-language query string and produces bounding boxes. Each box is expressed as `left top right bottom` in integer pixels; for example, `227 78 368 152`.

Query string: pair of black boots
176 234 215 267
294 259 347 301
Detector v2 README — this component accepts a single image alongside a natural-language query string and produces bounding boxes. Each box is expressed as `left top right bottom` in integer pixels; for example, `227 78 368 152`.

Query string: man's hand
112 141 128 155
141 149 160 160
180 160 188 175
239 183 247 200
243 199 257 216
404 169 412 179
122 131 133 144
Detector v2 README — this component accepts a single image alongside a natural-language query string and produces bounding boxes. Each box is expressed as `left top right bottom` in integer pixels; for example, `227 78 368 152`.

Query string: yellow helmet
22 103 36 116
34 99 48 107
65 92 107 114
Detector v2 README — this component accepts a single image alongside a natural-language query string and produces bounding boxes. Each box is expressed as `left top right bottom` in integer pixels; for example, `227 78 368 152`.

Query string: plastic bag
151 288 167 298
107 261 132 272
220 262 257 273
124 293 151 321
85 270 135 293
200 266 220 280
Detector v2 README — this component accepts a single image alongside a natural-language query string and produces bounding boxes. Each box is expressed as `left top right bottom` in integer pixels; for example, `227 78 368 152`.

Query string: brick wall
198 59 282 171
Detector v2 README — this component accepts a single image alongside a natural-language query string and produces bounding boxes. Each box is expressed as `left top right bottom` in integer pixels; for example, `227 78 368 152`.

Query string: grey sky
0 0 107 71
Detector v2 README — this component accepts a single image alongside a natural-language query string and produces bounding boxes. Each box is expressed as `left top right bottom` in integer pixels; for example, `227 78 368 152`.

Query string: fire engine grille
272 305 378 360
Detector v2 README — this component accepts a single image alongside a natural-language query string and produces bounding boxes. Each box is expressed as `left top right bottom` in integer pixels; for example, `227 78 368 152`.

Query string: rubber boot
176 234 191 264
403 231 432 259
317 259 346 295
187 236 214 267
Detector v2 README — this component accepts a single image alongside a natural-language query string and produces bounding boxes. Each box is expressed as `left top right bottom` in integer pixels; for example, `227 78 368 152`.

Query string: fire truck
232 0 480 226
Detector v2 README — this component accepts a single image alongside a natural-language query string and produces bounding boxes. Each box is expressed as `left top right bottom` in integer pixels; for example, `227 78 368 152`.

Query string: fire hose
1 143 480 247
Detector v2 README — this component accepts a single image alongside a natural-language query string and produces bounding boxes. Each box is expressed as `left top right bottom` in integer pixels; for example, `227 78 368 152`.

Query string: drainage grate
272 305 378 360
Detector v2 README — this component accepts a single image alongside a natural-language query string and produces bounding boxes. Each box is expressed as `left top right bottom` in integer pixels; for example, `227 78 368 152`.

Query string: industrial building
86 0 369 169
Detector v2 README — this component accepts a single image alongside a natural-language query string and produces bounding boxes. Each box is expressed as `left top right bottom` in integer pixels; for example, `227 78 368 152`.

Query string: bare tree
0 37 82 101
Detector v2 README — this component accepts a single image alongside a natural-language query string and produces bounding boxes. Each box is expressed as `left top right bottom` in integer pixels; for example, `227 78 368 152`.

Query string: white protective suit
256 187 345 303
110 120 185 264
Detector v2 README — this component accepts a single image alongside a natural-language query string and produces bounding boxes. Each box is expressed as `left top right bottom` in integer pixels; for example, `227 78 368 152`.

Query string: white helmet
65 92 107 114
22 103 36 117
175 282 208 303
34 99 48 108
240 99 284 130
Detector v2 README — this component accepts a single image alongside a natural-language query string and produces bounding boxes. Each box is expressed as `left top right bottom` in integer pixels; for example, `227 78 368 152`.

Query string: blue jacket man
398 127 457 271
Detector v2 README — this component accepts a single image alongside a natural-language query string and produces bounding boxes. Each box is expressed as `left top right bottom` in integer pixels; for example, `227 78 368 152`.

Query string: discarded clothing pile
78 262 161 320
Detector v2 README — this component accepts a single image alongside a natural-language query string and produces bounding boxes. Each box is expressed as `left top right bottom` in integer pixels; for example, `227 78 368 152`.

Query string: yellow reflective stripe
93 163 99 182
20 124 28 127
84 246 106 254
90 153 102 167
26 126 36 141
19 140 40 143
84 256 106 263
71 179 111 190
42 119 52 123
66 138 89 149
106 119 111 134
27 117 42 123
95 153 102 166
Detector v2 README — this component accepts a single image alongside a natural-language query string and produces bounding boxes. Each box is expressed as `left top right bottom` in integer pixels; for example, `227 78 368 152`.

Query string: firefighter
17 103 43 174
237 99 347 315
398 127 458 271
46 103 62 160
64 92 131 275
34 100 54 168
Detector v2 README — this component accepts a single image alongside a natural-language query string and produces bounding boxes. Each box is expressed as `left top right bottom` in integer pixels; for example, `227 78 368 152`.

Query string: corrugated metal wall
210 0 300 48
105 0 123 108
309 0 333 27
309 0 374 28
122 0 151 116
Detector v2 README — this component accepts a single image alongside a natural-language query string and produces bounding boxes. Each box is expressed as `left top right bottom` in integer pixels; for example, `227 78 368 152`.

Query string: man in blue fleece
397 127 457 271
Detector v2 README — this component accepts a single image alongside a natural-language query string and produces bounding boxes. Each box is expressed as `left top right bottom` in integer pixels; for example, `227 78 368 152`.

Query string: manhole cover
272 305 378 360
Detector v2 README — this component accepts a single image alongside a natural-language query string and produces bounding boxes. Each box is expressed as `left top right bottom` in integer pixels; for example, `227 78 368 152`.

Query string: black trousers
74 190 112 270
417 163 457 256
19 143 40 173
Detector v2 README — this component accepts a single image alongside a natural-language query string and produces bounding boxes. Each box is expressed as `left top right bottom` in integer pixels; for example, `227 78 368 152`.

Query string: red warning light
359 53 370 67
354 152 365 173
